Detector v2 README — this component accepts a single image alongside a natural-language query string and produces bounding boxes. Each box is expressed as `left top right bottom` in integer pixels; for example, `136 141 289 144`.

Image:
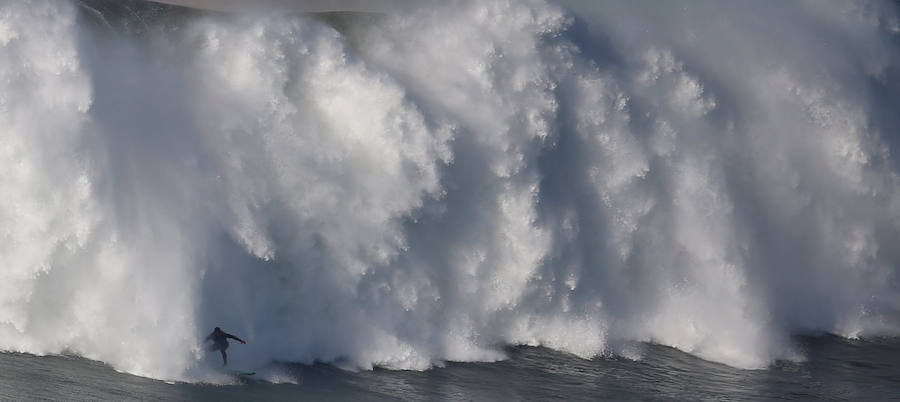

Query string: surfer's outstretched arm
225 333 247 344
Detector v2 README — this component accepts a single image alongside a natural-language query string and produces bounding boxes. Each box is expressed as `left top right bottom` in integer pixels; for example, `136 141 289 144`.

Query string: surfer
205 327 246 366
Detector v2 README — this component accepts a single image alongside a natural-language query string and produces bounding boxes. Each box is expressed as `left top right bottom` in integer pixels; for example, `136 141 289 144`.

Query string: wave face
1 0 899 380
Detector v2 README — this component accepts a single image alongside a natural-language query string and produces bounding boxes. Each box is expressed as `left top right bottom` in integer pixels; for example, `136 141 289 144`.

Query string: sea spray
0 0 898 381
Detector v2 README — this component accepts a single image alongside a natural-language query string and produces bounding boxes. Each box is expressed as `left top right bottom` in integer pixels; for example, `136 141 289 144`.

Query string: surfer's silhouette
205 327 246 365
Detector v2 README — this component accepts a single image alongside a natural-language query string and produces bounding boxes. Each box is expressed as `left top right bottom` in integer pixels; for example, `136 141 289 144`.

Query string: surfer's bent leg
216 341 229 365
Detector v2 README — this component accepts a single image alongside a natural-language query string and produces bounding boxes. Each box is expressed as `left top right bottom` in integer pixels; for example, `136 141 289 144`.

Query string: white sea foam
0 0 898 381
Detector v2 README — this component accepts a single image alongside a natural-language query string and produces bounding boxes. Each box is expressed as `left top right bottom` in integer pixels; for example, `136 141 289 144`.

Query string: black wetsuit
206 328 245 365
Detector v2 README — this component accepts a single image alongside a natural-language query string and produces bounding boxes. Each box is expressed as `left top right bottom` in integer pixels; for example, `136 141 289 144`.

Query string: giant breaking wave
1 0 899 381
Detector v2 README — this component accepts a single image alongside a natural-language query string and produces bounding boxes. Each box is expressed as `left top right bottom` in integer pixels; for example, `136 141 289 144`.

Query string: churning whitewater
1 0 899 381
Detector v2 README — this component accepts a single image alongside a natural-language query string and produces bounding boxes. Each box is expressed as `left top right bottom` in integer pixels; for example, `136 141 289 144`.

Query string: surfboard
224 368 256 376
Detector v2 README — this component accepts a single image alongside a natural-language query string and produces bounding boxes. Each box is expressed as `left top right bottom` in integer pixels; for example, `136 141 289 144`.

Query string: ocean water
2 0 900 399
2 336 900 400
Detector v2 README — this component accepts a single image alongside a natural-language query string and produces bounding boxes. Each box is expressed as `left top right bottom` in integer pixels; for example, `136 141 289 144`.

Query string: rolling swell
0 0 898 381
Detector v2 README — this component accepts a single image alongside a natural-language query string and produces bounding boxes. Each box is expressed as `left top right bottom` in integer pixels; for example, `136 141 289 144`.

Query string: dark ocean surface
2 335 898 400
